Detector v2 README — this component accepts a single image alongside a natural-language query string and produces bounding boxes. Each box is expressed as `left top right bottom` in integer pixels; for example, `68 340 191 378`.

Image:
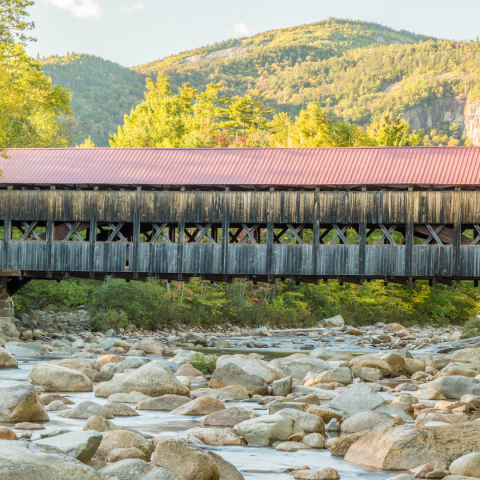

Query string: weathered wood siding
1 189 479 278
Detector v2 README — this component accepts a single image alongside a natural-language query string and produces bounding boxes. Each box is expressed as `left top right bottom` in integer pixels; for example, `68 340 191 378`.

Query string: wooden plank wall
0 189 479 278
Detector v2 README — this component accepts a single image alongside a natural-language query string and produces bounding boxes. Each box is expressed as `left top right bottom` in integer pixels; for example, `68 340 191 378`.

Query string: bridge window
184 224 220 244
11 221 47 241
229 224 265 244
367 224 405 245
54 222 90 242
413 224 453 246
320 224 358 245
96 222 133 243
459 226 480 246
141 223 177 243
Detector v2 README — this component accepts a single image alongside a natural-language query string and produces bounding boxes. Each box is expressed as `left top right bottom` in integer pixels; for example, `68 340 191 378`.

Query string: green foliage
0 0 35 46
187 353 217 373
13 278 98 315
41 53 147 146
76 136 95 147
462 317 480 339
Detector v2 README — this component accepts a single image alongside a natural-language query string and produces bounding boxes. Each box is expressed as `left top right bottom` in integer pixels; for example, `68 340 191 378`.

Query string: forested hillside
41 54 146 146
40 18 480 146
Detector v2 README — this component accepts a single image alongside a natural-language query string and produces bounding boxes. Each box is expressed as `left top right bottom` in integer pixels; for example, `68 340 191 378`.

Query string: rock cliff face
464 102 480 146
403 97 467 131
403 96 480 146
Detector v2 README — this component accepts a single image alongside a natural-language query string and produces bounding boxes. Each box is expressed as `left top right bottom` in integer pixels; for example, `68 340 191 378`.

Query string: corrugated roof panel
2 147 480 186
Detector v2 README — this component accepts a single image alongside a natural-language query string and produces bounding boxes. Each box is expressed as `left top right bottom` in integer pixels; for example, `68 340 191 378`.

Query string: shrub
462 317 480 339
188 353 217 373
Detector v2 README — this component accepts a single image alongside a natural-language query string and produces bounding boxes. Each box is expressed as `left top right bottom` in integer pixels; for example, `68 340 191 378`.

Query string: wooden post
132 186 142 279
358 191 367 278
453 188 462 279
405 188 414 278
221 192 230 276
312 193 319 277
89 188 98 278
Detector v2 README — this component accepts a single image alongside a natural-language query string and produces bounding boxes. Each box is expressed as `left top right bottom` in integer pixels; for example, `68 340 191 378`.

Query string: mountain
41 54 147 146
40 18 480 147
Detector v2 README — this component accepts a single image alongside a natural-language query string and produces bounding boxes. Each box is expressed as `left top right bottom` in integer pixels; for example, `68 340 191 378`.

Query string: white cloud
120 2 145 13
43 0 102 19
233 22 249 36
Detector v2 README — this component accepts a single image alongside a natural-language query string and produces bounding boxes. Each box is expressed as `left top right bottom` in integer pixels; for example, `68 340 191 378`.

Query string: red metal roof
2 147 480 187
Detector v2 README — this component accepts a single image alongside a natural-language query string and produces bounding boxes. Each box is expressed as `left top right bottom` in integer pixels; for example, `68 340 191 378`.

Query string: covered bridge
0 146 480 295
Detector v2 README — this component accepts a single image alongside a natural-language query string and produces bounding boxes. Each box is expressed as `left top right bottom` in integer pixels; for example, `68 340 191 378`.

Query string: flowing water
0 350 404 479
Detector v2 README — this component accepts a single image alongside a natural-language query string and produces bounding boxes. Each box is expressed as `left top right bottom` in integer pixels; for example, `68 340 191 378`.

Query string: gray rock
309 347 336 361
0 440 99 479
58 401 114 419
97 459 153 479
0 383 49 422
104 329 116 337
0 346 18 369
340 411 393 433
98 338 116 350
207 451 244 480
209 363 267 395
234 412 304 446
268 354 331 380
36 430 103 462
135 395 190 411
272 376 292 396
40 428 73 439
216 354 284 383
426 376 480 399
276 408 325 433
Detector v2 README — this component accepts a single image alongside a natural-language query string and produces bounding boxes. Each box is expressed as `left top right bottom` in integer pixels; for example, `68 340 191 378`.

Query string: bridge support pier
0 278 18 337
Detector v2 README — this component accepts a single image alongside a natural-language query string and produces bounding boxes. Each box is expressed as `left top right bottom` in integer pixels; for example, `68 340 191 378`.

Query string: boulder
135 338 165 355
330 431 370 456
105 447 147 463
340 411 393 434
450 346 480 366
436 363 477 379
194 385 249 401
302 433 325 449
204 407 256 426
185 427 246 446
94 429 153 461
272 376 293 396
217 354 283 383
36 430 103 462
45 400 66 411
276 409 325 433
0 440 99 479
59 401 114 419
344 422 480 470
305 405 343 423
29 364 93 392
269 401 308 414
104 403 139 416
176 364 207 380
234 412 303 446
108 392 151 403
0 427 17 440
351 366 383 381
405 358 426 376
379 353 406 377
122 360 190 397
350 356 391 376
0 346 18 369
136 395 191 411
39 394 75 405
152 438 220 480
276 441 311 451
413 390 447 401
95 374 128 397
207 451 244 480
268 354 330 380
83 415 120 433
309 347 336 361
111 357 150 374
449 453 480 477
96 354 125 367
304 368 352 386
209 363 267 395
292 467 340 479
329 384 411 421
96 459 166 479
54 358 100 372
0 383 49 422
170 397 225 416
320 315 345 327
426 377 480 399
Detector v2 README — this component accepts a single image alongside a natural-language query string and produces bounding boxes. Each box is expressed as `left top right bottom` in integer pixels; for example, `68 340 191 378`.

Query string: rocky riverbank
0 314 479 479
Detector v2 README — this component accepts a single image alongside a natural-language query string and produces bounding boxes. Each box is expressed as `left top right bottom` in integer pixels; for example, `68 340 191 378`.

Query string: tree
76 136 95 147
367 114 421 146
0 0 35 45
0 41 74 149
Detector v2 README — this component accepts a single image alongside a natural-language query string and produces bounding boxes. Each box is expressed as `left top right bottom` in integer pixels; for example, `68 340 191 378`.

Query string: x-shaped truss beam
371 224 398 245
20 222 42 241
106 223 127 243
63 222 86 242
194 224 216 244
328 224 352 245
471 225 480 245
281 224 306 244
423 224 446 246
150 223 172 244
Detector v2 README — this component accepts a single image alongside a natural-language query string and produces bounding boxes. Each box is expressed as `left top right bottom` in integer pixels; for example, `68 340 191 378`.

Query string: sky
26 0 480 68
